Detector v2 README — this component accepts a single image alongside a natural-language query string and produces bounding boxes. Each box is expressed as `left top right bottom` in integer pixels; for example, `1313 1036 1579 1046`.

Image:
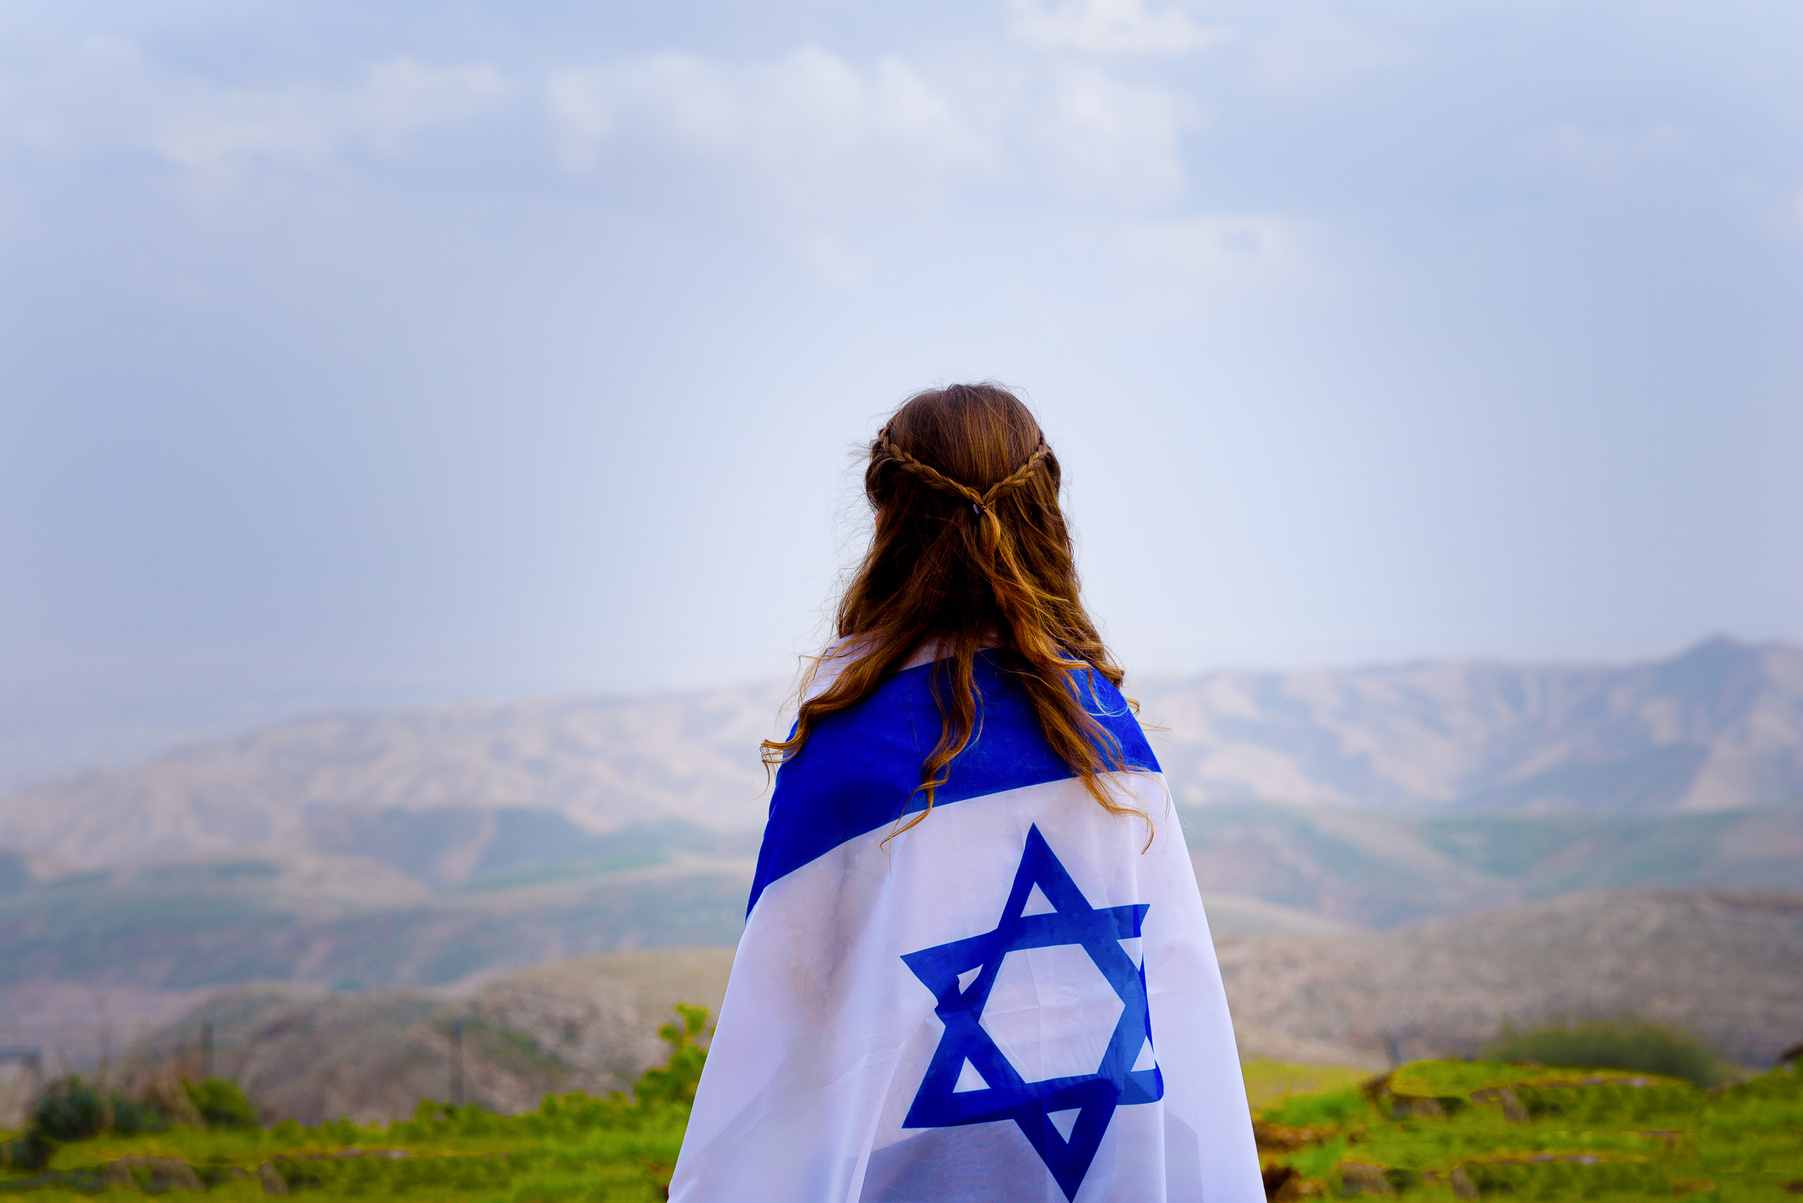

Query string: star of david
900 824 1162 1202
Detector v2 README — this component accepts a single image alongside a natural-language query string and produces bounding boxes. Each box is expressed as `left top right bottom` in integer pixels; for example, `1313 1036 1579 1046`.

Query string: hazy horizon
2 631 1790 793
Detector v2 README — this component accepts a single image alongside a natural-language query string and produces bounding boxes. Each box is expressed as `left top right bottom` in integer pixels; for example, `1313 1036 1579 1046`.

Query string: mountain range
1 637 1798 1072
1136 636 1803 812
1214 886 1803 1069
2 638 1799 875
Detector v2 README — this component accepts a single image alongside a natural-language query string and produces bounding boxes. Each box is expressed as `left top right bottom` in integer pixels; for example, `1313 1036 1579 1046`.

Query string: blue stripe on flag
747 652 1158 915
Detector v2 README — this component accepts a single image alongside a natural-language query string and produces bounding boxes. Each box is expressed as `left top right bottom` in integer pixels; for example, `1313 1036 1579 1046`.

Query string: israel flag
669 653 1264 1202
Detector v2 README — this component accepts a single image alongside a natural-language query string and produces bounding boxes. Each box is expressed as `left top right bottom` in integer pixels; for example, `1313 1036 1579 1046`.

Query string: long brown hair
762 382 1147 836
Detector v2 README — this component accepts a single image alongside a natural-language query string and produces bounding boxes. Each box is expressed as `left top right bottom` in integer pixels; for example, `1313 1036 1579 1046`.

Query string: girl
669 384 1261 1202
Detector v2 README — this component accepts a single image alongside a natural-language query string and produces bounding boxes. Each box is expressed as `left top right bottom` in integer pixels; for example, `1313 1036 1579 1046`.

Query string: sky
1 0 1800 775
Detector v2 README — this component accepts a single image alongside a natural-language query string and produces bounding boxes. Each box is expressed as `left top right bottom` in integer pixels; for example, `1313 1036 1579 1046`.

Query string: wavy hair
762 383 1148 838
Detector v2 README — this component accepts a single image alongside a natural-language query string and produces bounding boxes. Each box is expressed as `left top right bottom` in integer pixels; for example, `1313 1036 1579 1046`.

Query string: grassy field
1256 1058 1803 1199
1242 1058 1373 1111
0 1011 713 1201
3 1013 1799 1200
1 1102 686 1201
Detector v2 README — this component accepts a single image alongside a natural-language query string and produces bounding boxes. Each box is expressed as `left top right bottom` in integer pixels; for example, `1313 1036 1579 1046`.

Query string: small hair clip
971 502 987 516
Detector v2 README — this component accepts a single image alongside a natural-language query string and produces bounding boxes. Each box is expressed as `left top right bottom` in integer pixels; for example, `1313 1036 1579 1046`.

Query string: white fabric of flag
669 652 1264 1202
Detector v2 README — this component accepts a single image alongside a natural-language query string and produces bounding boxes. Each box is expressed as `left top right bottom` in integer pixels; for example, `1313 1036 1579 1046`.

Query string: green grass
0 1010 714 1201
1256 1057 1803 1199
1263 1083 1372 1129
5 1102 689 1201
5 1024 1799 1199
1241 1058 1372 1111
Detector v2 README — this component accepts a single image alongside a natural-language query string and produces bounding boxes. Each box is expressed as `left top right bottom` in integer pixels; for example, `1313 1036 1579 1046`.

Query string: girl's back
669 385 1262 1202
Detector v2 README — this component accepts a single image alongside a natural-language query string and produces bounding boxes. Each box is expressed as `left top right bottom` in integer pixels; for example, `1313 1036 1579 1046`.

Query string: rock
105 1157 205 1192
1337 1163 1393 1196
259 1161 290 1195
1470 1085 1530 1123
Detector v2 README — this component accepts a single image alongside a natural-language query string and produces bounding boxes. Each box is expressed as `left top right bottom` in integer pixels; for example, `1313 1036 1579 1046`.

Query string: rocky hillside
0 682 788 870
90 889 1803 1126
2 639 1799 872
1182 801 1803 927
0 835 1342 1073
0 638 1795 1083
0 839 753 994
1136 636 1803 812
3 803 1795 1007
115 950 738 1125
1219 888 1803 1070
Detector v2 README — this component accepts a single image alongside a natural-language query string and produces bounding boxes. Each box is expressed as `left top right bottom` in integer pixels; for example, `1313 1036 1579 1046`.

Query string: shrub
1486 1017 1730 1087
0 1075 177 1170
182 1076 259 1128
0 1131 55 1172
632 1003 710 1109
106 1094 169 1136
28 1076 112 1143
4 1077 120 1170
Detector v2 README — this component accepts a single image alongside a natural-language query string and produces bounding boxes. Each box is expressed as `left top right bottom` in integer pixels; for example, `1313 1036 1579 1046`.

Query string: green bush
0 1130 55 1172
632 1003 710 1109
26 1077 110 1143
1 1075 170 1170
181 1076 259 1129
1485 1017 1731 1087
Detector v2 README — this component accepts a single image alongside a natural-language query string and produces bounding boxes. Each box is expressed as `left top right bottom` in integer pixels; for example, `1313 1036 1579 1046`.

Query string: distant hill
117 950 740 1125
0 819 1346 1071
1218 888 1803 1069
2 639 1798 873
3 808 1798 1072
1 638 1798 1073
0 835 755 1073
1136 636 1803 813
91 889 1803 1126
0 837 753 994
0 682 787 870
1181 802 1803 927
1 801 1795 1001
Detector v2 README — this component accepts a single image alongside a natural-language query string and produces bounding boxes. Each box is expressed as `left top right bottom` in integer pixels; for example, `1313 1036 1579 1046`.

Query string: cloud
545 47 995 205
545 47 1011 286
154 59 508 179
1006 0 1224 55
4 25 1205 282
545 46 1196 214
541 44 1200 282
0 38 508 182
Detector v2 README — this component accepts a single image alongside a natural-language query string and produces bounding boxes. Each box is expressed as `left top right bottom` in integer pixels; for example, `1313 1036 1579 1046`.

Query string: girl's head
844 382 1074 650
765 382 1143 830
